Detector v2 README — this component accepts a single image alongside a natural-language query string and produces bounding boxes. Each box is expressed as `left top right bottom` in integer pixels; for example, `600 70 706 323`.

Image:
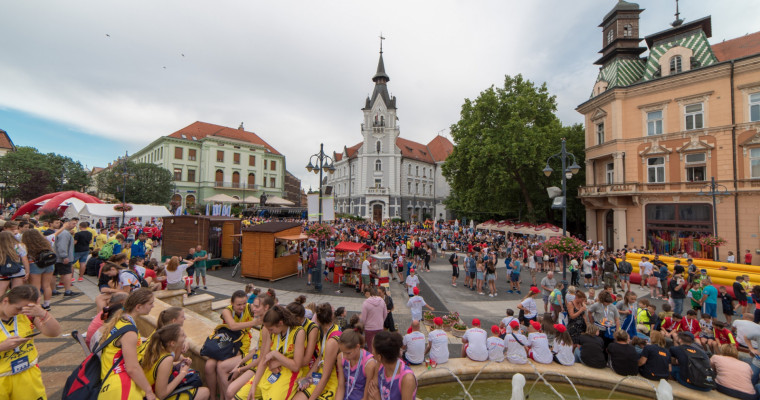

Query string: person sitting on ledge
402 320 426 366
461 318 488 362
574 324 606 369
505 320 529 365
552 324 574 366
669 331 714 392
606 329 639 376
425 317 449 366
487 325 505 362
525 320 552 364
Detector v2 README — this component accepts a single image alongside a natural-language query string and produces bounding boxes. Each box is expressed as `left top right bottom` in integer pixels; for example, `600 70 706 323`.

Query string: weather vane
379 32 385 53
672 0 683 27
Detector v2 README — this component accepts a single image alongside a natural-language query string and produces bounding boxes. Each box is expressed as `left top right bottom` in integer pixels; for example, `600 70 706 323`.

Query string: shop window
647 110 663 136
647 157 665 183
685 153 706 182
685 103 704 130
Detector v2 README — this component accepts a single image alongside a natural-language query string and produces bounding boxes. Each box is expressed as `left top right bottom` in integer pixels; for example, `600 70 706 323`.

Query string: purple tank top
343 349 373 400
378 360 416 400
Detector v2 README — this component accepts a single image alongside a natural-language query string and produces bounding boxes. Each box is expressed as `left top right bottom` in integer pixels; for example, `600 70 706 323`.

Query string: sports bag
36 250 57 268
683 345 716 389
98 240 116 260
0 255 23 277
62 324 138 400
200 324 244 361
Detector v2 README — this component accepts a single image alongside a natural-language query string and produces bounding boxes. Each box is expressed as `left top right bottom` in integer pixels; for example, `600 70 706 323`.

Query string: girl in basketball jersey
294 303 342 400
98 288 156 400
249 305 306 400
337 328 378 400
141 323 210 400
372 331 417 400
230 293 275 400
0 285 61 400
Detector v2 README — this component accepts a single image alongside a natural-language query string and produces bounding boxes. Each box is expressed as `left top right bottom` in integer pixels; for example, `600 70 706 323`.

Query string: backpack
98 240 116 260
449 253 456 264
200 324 244 361
62 324 138 400
121 270 148 289
36 250 57 268
682 345 716 389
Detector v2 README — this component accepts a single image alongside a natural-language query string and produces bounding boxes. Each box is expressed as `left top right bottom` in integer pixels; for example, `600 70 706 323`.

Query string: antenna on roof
671 0 683 27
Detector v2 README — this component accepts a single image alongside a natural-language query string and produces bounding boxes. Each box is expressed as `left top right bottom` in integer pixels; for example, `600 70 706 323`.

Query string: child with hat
552 324 575 366
526 320 552 364
405 268 419 297
461 318 488 362
517 287 540 326
487 325 506 362
406 286 434 322
504 320 529 364
425 317 449 365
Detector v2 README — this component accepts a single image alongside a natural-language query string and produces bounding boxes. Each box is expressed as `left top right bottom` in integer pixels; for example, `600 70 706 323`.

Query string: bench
183 294 214 315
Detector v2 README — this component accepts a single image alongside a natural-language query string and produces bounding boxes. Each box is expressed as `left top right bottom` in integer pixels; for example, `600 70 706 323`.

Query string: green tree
442 75 586 230
97 162 173 204
0 146 89 201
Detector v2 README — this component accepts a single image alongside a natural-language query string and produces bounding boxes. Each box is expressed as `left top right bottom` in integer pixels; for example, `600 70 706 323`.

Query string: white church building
326 49 454 223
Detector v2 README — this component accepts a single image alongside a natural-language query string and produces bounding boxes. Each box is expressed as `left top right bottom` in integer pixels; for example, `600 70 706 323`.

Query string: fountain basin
411 358 732 399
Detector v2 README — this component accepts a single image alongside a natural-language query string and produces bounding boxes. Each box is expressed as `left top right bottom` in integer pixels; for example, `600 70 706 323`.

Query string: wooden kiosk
241 222 307 281
162 215 241 261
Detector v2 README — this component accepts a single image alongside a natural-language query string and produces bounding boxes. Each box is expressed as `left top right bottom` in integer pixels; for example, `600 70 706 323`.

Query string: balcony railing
579 179 748 196
367 187 389 195
214 182 259 189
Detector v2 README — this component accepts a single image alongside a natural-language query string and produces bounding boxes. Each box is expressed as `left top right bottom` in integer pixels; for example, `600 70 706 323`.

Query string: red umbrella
12 191 103 219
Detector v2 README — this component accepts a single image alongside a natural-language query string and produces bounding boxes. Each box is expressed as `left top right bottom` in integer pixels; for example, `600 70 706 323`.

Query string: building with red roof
326 48 454 222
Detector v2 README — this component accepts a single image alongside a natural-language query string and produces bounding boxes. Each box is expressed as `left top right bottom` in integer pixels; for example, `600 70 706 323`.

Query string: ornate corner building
577 1 760 261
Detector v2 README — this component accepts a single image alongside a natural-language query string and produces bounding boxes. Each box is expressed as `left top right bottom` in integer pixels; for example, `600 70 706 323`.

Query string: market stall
162 216 241 262
241 222 307 281
333 241 369 287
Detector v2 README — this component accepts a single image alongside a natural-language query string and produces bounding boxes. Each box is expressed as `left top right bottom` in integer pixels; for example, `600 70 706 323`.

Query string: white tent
242 196 260 204
64 203 172 221
204 194 238 203
265 195 295 206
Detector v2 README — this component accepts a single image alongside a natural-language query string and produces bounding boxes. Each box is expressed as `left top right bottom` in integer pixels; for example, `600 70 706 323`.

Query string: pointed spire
372 34 390 83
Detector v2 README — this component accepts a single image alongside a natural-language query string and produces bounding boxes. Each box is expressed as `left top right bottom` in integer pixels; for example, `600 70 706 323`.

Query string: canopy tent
64 203 172 220
334 241 369 252
476 219 497 230
204 194 238 203
264 195 295 206
243 196 260 204
12 191 103 219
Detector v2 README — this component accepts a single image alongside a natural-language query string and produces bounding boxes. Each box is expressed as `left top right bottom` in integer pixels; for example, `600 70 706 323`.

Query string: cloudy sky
1 0 759 189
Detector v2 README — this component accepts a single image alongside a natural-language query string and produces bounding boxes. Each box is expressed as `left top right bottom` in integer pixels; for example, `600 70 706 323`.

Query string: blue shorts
620 274 630 282
510 272 520 282
703 302 717 318
476 271 484 280
30 263 54 275
73 251 89 265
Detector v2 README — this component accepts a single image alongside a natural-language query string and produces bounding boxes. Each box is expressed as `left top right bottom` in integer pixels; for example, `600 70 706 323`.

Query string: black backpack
449 253 456 264
36 250 57 268
682 345 716 389
200 325 244 361
62 324 138 400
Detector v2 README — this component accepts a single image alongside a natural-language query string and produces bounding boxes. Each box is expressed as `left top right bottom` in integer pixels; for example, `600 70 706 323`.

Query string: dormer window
623 24 632 37
607 29 614 45
670 56 682 75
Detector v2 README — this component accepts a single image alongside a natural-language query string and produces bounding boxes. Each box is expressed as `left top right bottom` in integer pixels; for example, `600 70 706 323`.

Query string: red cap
529 320 541 331
491 325 500 334
472 318 481 326
509 320 520 329
530 287 540 294
554 324 566 333
413 287 420 295
407 326 413 334
433 317 443 326
410 268 416 273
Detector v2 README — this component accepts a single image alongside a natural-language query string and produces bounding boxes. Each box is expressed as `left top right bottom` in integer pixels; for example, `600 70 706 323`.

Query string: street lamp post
698 177 730 261
115 151 134 227
542 138 581 283
306 143 335 292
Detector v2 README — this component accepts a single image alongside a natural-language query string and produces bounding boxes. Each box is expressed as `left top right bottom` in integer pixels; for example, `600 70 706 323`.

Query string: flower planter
442 321 453 332
423 318 435 327
451 327 466 338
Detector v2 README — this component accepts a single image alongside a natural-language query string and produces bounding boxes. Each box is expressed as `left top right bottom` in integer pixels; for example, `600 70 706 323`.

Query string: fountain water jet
418 366 474 400
606 375 662 399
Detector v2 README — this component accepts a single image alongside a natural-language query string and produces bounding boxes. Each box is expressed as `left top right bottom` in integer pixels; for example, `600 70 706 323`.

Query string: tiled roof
426 135 454 162
168 121 281 155
712 31 760 62
0 129 14 150
396 137 435 163
591 58 646 98
346 142 362 159
642 29 717 81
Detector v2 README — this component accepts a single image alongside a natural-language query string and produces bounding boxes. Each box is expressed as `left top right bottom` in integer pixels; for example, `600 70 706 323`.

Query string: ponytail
141 324 183 371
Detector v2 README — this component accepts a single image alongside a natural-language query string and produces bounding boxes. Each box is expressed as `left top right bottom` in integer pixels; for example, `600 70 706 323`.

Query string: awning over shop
335 241 369 252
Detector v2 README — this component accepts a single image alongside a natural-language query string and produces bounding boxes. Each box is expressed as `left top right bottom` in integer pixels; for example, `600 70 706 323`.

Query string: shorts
486 273 495 282
362 274 370 285
703 303 717 318
297 264 303 271
99 371 144 399
194 266 207 278
167 281 185 290
234 377 263 400
510 272 520 282
256 367 303 400
452 265 459 277
476 271 484 280
73 250 89 265
29 263 54 275
0 365 47 400
469 271 476 280
584 274 592 279
620 274 630 282
739 300 748 307
302 367 338 400
54 262 73 276
542 295 550 304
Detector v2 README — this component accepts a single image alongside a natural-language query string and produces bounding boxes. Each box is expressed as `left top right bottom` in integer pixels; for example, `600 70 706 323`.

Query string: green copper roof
591 58 646 98
641 30 717 81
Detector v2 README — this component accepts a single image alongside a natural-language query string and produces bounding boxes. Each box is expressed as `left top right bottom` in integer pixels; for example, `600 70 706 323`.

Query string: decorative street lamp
306 143 335 292
698 177 731 261
542 137 581 283
115 151 135 227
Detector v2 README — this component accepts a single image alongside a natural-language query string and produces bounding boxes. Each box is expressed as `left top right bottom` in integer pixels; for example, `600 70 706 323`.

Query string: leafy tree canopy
96 161 173 205
442 74 585 232
0 146 90 201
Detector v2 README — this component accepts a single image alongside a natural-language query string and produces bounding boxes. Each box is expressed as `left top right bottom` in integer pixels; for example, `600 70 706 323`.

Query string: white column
613 208 627 251
613 152 624 183
586 209 597 243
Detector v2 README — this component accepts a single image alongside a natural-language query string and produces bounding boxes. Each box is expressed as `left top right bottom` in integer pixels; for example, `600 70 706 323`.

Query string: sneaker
203 286 207 290
479 292 485 295
63 291 76 296
71 277 76 283
56 283 64 288
452 283 457 287
488 294 493 297
42 304 51 311
507 290 513 294
78 277 84 282
494 292 497 297
51 290 61 296
516 290 522 294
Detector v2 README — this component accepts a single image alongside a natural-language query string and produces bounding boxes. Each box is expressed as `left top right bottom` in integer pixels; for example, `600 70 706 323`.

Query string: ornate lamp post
542 138 581 282
306 143 335 292
115 151 135 227
698 177 730 261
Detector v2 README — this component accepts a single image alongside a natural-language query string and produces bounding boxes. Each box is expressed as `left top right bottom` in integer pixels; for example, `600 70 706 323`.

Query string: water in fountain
417 366 474 400
606 375 671 400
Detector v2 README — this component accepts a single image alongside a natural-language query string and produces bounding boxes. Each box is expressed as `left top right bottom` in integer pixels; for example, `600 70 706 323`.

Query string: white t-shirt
582 260 593 275
553 341 574 366
118 270 139 289
526 332 552 364
166 264 190 285
361 259 371 275
405 275 419 295
462 328 488 362
501 316 518 334
487 336 506 362
402 331 426 365
407 296 427 321
734 320 760 348
640 261 653 275
134 265 146 277
427 329 449 364
521 298 538 319
505 333 528 364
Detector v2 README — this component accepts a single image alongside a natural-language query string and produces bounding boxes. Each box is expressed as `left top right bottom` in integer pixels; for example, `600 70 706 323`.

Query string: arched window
215 169 224 186
670 56 682 74
623 24 632 37
185 195 196 207
376 140 381 153
232 171 240 187
375 159 382 171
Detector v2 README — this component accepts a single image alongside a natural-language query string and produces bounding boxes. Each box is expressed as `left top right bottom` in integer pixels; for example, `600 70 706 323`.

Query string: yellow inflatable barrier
616 254 760 288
